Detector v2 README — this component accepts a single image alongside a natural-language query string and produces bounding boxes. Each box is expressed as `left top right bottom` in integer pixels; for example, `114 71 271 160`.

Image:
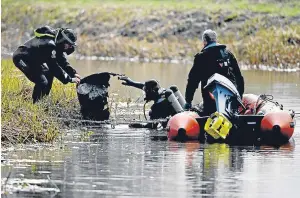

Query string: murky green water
2 60 300 197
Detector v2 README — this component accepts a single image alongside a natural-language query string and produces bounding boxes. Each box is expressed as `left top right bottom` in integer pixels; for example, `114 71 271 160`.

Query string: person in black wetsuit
119 76 183 128
184 29 244 115
12 26 81 103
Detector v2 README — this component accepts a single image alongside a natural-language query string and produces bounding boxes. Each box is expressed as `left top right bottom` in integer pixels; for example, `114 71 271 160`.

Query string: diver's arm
56 52 77 78
47 58 73 84
118 76 145 90
185 55 202 103
47 48 77 84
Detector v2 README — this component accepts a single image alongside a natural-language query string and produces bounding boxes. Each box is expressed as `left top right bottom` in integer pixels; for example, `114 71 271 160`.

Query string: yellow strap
34 31 55 38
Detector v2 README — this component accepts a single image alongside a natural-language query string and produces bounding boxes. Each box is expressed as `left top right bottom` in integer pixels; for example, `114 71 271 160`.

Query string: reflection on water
2 60 300 197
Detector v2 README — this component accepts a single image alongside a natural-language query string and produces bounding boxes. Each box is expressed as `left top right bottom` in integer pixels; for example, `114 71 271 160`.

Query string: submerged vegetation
2 0 300 68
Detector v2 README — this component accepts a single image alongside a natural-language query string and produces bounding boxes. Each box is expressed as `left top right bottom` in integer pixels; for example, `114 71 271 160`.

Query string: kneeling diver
12 26 81 103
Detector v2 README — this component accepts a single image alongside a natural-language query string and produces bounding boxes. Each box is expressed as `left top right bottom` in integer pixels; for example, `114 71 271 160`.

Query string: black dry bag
77 73 111 121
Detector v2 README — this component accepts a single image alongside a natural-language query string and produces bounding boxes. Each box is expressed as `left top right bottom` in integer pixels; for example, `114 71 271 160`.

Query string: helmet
55 28 77 54
144 79 160 101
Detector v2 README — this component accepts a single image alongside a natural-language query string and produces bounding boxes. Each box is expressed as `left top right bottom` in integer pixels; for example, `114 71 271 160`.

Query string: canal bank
2 0 300 68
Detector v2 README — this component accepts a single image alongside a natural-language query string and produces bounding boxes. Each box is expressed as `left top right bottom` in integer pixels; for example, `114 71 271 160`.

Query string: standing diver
118 76 185 128
12 25 81 103
184 29 244 116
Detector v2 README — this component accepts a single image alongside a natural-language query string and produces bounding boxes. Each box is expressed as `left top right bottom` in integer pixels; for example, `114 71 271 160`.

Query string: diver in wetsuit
12 26 80 103
119 76 184 128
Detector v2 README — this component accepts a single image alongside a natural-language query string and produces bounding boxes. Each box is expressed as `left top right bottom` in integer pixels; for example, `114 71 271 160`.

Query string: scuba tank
142 80 183 120
164 89 184 113
169 85 186 108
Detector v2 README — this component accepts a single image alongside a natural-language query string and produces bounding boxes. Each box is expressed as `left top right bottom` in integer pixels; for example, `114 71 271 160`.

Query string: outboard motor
77 72 119 121
203 74 243 139
169 85 186 108
204 73 242 118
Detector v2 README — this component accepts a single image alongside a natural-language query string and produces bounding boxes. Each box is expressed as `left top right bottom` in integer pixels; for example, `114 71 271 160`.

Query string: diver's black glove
118 76 134 86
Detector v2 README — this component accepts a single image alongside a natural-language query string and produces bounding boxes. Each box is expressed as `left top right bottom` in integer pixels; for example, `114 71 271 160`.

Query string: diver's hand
71 77 80 84
184 102 192 110
118 76 132 86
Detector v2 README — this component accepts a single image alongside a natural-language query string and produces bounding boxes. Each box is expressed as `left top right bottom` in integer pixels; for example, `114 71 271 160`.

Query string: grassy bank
78 26 300 67
2 0 300 67
1 60 145 145
3 0 300 16
1 60 80 145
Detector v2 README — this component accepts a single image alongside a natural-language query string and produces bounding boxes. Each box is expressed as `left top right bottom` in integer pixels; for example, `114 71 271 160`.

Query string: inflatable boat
167 74 296 146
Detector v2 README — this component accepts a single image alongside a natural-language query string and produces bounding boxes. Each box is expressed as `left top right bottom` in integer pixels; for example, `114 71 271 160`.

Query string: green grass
1 60 142 145
240 26 300 66
3 0 300 16
77 26 300 67
1 60 80 145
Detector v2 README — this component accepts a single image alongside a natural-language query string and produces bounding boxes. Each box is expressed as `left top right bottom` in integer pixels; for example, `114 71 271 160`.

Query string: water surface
2 60 300 197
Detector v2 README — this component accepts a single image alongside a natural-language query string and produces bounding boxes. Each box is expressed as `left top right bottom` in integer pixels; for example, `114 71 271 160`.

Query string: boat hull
166 94 295 146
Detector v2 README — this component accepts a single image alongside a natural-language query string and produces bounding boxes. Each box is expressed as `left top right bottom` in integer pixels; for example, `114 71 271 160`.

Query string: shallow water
2 60 300 197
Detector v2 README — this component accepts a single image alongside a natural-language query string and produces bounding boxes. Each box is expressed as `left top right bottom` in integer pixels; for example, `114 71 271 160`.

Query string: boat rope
253 94 281 115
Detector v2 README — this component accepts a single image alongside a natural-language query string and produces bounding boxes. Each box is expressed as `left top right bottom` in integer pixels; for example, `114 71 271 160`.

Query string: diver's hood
34 26 57 38
144 79 161 102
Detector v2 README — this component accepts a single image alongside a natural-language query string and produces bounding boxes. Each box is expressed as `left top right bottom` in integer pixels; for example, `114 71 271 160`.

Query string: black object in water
77 73 112 121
